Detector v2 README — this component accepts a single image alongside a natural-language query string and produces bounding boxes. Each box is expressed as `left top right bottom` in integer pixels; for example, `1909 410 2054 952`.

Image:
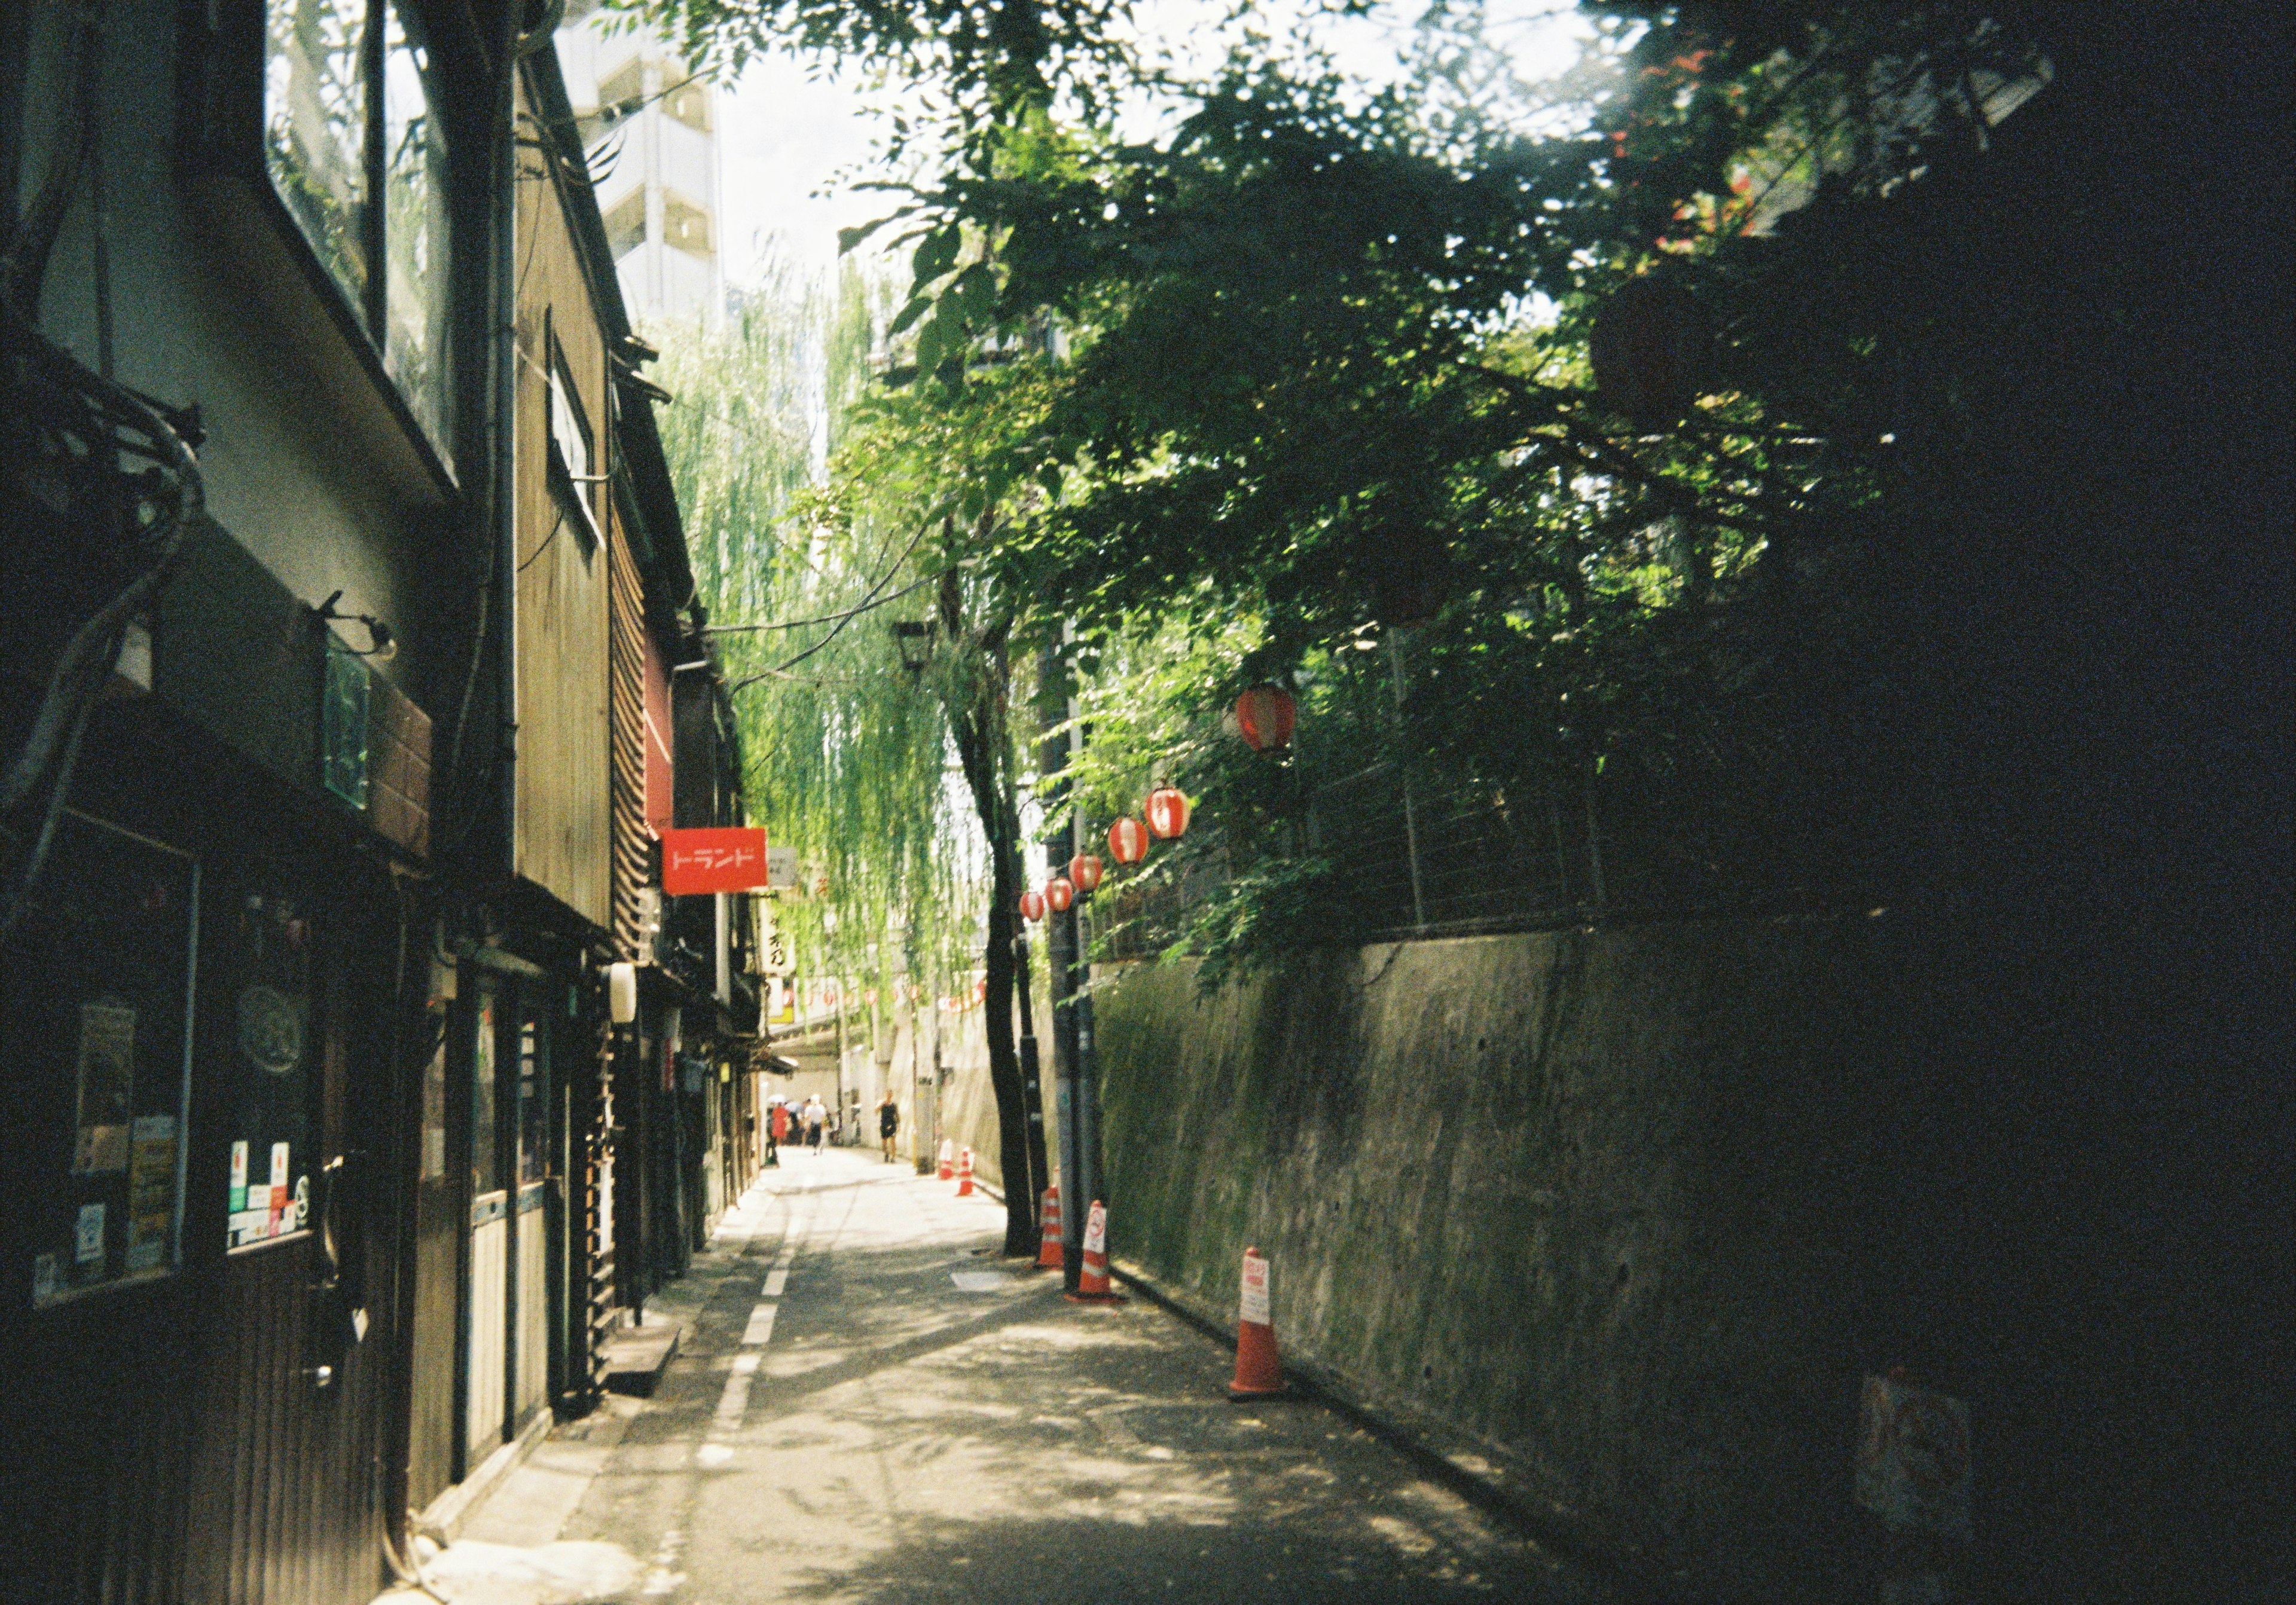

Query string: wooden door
404 986 459 1511
511 1002 551 1424
463 982 509 1464
182 872 389 1605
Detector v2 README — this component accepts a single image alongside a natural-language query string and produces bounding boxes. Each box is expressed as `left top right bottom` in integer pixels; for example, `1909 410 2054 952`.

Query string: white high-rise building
558 3 726 327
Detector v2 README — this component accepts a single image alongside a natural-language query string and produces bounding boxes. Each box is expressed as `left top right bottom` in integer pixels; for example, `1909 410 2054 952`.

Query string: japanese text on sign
661 827 772 895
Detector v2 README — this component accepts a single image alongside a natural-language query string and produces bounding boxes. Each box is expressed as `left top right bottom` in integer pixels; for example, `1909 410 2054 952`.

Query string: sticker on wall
126 1115 178 1273
75 1203 106 1266
32 1253 58 1305
237 985 304 1075
71 1001 136 1173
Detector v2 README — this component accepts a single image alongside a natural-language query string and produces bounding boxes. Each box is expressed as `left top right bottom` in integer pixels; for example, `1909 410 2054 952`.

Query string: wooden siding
466 1211 508 1454
580 1013 615 1401
515 1186 550 1417
608 505 649 962
511 78 612 931
183 1241 380 1605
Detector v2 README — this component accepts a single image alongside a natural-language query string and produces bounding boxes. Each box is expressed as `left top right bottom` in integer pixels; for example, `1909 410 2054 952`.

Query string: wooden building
0 7 762 1600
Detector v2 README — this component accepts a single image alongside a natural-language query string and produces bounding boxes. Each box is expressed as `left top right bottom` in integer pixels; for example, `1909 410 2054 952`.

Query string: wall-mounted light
315 590 396 659
606 961 637 1025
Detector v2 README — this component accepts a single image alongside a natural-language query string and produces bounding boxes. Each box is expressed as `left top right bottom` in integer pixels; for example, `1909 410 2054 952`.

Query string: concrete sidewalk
380 1148 1613 1605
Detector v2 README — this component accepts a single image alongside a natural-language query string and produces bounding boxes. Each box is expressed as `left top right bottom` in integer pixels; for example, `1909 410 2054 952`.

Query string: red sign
661 827 771 895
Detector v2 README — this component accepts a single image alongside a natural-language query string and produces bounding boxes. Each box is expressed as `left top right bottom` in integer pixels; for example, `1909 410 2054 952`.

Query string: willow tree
649 262 989 1173
804 351 1067 1254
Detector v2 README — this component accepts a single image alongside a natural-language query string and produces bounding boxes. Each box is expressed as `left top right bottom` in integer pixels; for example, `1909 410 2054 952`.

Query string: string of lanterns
1018 682 1299 924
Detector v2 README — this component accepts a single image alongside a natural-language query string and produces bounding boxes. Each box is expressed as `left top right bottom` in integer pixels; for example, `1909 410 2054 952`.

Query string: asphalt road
393 1148 1612 1605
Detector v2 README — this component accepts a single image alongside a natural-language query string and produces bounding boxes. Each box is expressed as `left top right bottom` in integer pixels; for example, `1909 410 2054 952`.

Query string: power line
703 572 935 634
728 521 938 693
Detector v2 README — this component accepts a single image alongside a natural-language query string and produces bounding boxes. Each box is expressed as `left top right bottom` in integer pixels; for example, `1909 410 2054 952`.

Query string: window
264 0 453 470
595 58 646 125
7 813 196 1307
663 77 712 134
603 191 647 262
546 337 600 556
264 0 368 312
661 192 715 259
381 3 453 457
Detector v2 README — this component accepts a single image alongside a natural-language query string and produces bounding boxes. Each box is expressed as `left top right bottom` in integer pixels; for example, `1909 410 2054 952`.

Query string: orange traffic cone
1228 1246 1286 1398
1033 1185 1064 1270
1064 1199 1124 1303
955 1147 975 1197
936 1138 954 1181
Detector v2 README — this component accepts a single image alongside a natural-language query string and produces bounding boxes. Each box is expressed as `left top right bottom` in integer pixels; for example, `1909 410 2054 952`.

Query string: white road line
741 1303 777 1347
762 1268 787 1297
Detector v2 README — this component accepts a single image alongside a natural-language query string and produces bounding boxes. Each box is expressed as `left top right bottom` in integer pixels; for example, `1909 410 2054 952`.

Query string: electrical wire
726 519 938 693
702 571 935 634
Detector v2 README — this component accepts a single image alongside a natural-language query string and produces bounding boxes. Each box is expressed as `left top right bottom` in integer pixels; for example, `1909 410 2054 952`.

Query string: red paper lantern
1589 279 1711 430
1068 854 1104 893
1019 889 1046 922
1145 785 1191 840
1108 817 1149 865
1234 684 1297 753
1045 876 1074 913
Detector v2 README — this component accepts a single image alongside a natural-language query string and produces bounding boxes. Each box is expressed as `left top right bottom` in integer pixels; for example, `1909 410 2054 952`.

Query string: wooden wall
607 506 649 962
511 78 612 931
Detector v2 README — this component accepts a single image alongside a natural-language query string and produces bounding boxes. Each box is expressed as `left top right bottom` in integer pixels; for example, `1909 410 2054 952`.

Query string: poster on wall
71 1001 136 1173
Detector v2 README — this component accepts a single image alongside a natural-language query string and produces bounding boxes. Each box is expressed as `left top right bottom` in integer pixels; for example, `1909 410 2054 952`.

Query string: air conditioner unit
636 886 663 967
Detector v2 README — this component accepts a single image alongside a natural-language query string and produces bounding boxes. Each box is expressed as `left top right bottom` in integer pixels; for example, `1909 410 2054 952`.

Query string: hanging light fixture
1045 876 1074 913
1108 817 1149 865
1145 785 1191 840
1234 684 1297 753
1019 888 1046 922
1068 854 1104 893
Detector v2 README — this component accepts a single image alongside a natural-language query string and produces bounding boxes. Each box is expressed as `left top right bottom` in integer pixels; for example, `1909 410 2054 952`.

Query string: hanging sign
758 906 793 976
767 845 801 890
662 826 771 895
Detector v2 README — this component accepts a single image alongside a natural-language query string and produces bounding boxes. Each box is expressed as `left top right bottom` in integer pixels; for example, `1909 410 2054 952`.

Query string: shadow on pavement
764 1511 1610 1605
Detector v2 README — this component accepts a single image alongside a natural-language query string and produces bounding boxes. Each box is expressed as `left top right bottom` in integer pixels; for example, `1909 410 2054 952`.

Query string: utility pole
1039 637 1098 1291
1012 913 1049 1210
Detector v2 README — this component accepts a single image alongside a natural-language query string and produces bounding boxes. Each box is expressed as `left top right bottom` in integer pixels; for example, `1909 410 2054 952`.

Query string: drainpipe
494 33 523 890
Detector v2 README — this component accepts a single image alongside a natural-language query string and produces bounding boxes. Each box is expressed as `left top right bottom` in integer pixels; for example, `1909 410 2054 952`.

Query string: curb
1107 1255 1683 1605
413 1404 554 1545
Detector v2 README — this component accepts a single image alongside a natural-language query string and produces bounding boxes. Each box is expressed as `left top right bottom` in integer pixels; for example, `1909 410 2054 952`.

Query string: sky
712 0 1592 289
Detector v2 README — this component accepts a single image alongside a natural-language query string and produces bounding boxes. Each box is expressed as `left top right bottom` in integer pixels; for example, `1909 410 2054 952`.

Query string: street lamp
892 620 936 675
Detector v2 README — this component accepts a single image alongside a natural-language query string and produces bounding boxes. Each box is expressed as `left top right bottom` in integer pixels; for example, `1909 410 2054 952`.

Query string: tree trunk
977 833 1036 1255
939 571 1037 1255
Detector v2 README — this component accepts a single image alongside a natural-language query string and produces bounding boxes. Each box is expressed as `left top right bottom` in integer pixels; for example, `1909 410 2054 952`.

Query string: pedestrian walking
804 1095 826 1154
878 1092 900 1163
768 1097 790 1166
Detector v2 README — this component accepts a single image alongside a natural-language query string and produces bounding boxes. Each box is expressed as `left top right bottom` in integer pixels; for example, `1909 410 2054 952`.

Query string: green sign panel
321 642 370 809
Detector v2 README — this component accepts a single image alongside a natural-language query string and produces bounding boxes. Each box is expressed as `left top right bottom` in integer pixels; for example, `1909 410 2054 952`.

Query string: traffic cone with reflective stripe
1033 1185 1064 1270
936 1138 954 1181
1064 1199 1124 1303
1229 1247 1287 1398
955 1147 975 1197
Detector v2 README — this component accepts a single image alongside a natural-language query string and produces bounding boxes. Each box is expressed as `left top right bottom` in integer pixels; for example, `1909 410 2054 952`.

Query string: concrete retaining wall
914 996 1056 1203
1091 920 1920 1601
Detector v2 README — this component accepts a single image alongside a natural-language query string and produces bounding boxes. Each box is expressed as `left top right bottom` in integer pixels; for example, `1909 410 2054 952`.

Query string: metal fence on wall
1092 760 1899 959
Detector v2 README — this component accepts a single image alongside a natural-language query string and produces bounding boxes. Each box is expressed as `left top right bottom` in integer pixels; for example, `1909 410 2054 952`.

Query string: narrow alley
391 1151 1611 1605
